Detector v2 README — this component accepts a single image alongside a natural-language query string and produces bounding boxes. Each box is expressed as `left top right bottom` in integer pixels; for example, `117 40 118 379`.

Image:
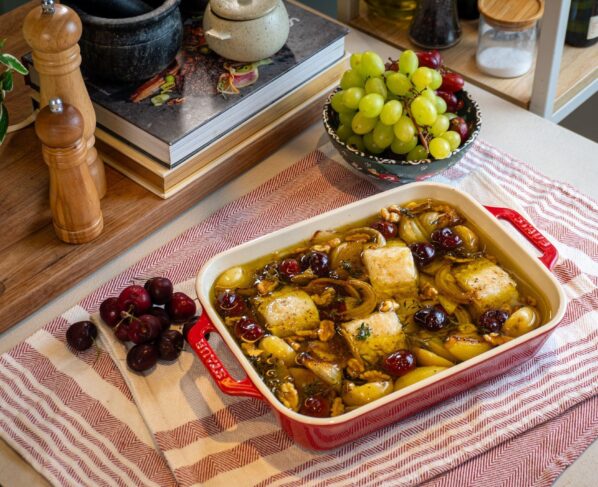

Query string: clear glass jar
476 15 538 78
365 0 419 21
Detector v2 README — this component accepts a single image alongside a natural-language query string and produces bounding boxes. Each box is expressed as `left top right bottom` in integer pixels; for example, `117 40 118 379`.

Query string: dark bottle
409 0 461 49
566 0 598 47
457 0 479 20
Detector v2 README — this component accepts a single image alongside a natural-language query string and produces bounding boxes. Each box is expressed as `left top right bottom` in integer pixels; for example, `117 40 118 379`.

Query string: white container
476 0 544 78
203 0 289 62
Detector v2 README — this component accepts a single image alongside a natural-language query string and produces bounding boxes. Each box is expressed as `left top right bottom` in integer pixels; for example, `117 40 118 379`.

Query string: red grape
216 290 246 317
66 321 97 351
449 117 469 142
99 297 121 327
158 330 184 360
436 90 458 113
414 306 448 331
117 285 151 316
166 292 197 322
417 50 442 69
478 309 509 334
440 72 464 93
409 243 436 267
300 395 330 417
127 343 158 372
144 277 173 305
278 258 301 279
370 220 398 239
383 350 416 377
300 251 330 277
128 314 162 344
234 317 265 343
431 227 463 250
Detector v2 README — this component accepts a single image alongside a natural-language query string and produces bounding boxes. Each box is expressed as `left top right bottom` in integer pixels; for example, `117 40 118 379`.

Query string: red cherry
128 314 162 344
234 317 265 343
478 309 509 334
383 350 416 377
66 321 97 351
146 306 171 331
278 258 301 279
370 220 398 239
127 343 158 372
144 277 173 305
431 227 463 250
114 322 131 342
409 243 436 267
436 90 458 113
117 285 151 316
416 50 442 69
449 116 469 142
157 330 184 361
300 395 330 417
166 292 197 322
441 72 464 93
100 297 121 327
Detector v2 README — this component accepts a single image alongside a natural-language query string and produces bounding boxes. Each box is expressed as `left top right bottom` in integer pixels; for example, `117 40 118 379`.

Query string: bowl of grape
323 49 481 184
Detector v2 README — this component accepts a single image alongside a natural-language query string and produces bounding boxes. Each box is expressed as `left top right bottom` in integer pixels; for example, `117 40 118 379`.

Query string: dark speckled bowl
323 89 481 184
70 0 183 83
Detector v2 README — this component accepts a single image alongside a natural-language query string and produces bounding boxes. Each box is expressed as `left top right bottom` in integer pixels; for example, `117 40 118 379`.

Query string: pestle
63 0 153 19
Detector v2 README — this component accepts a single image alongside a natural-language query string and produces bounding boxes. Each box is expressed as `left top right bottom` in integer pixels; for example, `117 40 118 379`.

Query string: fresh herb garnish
355 322 371 341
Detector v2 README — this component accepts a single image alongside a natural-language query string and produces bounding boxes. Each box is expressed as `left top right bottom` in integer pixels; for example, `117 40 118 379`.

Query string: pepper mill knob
35 97 83 148
35 99 103 244
23 1 82 54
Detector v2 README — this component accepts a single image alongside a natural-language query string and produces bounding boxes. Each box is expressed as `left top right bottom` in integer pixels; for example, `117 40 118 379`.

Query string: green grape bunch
330 49 470 161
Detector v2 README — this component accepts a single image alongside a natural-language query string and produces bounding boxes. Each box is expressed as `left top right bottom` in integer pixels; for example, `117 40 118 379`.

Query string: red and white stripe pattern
0 140 597 487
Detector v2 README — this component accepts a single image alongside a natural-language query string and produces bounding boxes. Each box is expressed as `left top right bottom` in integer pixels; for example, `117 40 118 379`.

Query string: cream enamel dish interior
195 182 567 426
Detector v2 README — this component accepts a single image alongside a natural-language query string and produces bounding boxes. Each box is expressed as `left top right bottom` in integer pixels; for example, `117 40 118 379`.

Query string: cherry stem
406 106 429 154
120 310 140 322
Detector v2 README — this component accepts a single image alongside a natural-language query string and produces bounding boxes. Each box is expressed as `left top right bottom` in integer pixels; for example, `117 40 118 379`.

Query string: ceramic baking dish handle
187 312 264 400
485 206 558 270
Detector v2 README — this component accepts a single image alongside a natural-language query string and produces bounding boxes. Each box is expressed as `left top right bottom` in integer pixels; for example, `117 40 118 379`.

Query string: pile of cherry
66 277 198 373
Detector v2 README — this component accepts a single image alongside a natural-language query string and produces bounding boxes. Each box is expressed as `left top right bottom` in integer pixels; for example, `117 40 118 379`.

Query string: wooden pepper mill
35 98 104 244
23 0 107 199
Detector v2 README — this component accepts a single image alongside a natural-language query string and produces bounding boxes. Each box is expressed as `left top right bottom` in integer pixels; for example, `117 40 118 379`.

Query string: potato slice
502 306 541 338
257 287 319 337
444 333 492 361
363 245 418 298
394 366 447 390
413 347 455 367
259 335 297 366
453 258 519 315
342 380 394 406
342 312 406 364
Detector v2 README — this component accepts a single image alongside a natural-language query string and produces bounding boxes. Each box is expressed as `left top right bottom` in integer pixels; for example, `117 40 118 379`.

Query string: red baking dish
189 182 566 450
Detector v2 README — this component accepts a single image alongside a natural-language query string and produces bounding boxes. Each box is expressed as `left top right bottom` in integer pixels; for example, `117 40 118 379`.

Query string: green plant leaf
0 54 29 75
1 71 13 92
0 104 8 145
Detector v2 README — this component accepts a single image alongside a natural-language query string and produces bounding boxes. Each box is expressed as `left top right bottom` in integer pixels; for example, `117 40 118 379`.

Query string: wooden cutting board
0 1 329 332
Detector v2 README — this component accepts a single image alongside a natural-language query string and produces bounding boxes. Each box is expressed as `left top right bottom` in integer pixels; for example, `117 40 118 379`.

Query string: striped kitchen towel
0 139 596 487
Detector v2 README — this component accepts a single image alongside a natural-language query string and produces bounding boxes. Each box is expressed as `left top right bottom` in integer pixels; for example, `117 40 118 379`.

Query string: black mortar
65 0 183 83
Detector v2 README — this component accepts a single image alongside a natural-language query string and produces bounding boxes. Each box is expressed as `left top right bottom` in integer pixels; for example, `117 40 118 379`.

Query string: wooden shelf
347 1 598 112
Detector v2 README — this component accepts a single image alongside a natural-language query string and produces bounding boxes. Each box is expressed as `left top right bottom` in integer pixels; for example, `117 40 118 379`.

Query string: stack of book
25 2 348 198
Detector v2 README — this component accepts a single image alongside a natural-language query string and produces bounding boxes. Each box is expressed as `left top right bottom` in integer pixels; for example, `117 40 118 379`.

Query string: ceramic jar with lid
203 0 289 62
476 0 544 78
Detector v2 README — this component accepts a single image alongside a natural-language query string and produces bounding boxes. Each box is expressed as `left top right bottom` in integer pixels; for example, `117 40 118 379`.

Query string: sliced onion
341 280 377 320
435 265 471 304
